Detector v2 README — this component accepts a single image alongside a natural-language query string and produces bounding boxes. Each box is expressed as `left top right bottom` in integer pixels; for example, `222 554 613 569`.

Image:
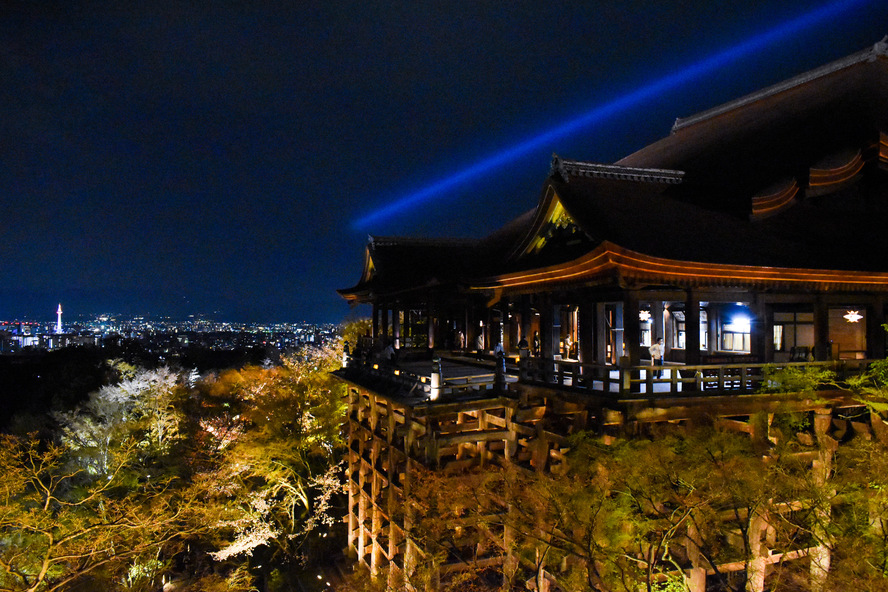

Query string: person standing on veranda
650 337 664 378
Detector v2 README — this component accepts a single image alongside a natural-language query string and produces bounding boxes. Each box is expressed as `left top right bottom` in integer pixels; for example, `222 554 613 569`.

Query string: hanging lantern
844 310 862 323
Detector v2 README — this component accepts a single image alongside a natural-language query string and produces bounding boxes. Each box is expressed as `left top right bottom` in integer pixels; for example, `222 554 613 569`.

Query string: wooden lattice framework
340 369 888 591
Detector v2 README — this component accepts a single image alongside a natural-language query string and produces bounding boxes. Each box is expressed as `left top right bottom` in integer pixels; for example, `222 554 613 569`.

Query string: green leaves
197 346 347 566
759 364 837 395
0 433 202 592
0 344 348 591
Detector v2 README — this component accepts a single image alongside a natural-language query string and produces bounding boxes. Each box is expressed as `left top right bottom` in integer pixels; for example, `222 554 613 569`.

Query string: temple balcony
334 349 871 404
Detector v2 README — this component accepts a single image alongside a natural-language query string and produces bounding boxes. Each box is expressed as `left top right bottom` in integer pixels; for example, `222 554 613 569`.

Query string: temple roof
671 36 888 133
617 36 888 210
340 39 888 303
548 169 808 268
337 235 495 302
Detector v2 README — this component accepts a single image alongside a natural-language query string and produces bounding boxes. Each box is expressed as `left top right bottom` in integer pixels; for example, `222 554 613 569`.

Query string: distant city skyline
0 307 338 358
0 304 329 326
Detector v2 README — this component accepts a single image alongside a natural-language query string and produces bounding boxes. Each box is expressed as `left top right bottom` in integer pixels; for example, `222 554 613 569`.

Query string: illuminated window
670 309 707 350
721 313 751 352
640 308 652 347
773 311 813 353
773 325 784 351
700 309 708 350
672 310 685 349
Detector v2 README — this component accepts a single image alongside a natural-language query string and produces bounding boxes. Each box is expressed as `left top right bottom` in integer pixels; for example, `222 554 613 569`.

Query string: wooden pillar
868 296 885 359
685 291 701 365
651 300 665 349
461 306 469 350
579 302 595 364
521 296 532 345
623 291 641 366
540 296 555 359
357 449 368 567
381 305 390 343
746 509 769 592
467 304 478 352
551 304 562 358
759 300 774 363
686 520 707 592
427 298 436 349
748 296 765 362
392 307 401 350
814 295 829 361
612 302 625 364
500 296 510 350
386 410 398 587
347 389 359 556
372 302 380 342
664 304 676 357
706 303 717 356
485 307 493 351
595 302 607 365
810 410 834 592
687 568 706 592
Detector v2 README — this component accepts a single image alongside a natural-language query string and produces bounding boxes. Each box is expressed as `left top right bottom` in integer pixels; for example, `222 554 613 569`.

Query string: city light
352 0 871 229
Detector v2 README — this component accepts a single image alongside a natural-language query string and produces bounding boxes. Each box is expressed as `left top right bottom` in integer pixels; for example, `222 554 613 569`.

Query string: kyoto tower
56 304 63 334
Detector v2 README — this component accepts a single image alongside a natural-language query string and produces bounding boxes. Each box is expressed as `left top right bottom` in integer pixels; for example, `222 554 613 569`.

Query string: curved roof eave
469 241 888 294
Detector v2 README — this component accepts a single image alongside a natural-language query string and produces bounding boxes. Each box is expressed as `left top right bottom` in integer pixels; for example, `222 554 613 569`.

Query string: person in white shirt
649 337 664 378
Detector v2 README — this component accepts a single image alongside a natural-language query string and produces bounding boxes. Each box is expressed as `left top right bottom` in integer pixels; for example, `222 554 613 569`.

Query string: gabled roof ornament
550 153 571 183
550 155 684 184
872 35 888 58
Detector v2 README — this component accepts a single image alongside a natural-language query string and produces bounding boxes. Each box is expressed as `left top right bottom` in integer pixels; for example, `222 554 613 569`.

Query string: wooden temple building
336 39 888 591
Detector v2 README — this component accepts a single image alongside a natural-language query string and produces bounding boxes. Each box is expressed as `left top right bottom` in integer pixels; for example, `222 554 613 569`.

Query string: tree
199 345 347 573
0 434 207 592
341 318 371 351
53 367 184 476
1 345 350 591
403 423 830 592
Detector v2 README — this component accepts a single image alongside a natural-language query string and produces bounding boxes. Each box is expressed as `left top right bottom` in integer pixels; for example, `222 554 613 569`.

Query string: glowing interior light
352 0 869 229
639 310 652 322
844 310 863 323
725 315 751 334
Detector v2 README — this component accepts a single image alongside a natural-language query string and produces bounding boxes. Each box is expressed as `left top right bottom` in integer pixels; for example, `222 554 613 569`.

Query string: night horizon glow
352 0 873 230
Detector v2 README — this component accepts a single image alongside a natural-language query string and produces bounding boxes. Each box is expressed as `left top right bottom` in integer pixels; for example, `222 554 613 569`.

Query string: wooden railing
342 356 509 399
344 354 873 400
520 357 873 397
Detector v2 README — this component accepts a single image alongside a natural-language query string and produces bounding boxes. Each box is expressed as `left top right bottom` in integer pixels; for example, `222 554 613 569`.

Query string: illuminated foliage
846 357 888 419
759 364 836 396
340 318 372 353
401 421 888 592
0 434 207 592
0 344 348 591
53 367 185 476
199 345 347 566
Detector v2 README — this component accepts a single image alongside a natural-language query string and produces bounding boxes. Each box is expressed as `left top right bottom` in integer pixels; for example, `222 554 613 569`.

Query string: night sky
2 1 887 324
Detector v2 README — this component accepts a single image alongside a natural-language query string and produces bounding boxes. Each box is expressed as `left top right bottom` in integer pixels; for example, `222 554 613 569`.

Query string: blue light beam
352 0 872 229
